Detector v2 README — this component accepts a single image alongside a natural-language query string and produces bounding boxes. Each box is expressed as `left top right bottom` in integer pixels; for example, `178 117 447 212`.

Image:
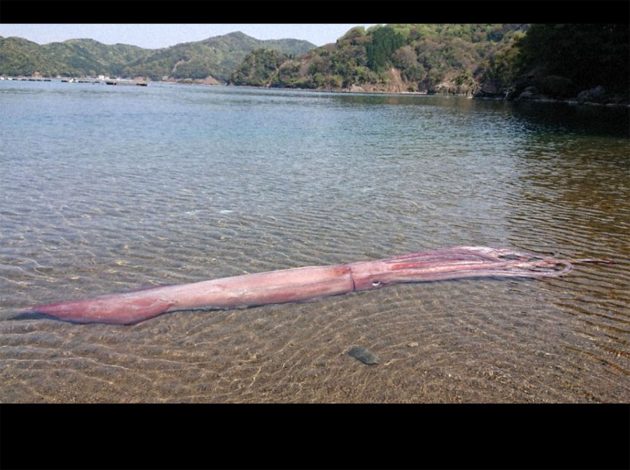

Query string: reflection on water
509 100 630 137
0 81 628 402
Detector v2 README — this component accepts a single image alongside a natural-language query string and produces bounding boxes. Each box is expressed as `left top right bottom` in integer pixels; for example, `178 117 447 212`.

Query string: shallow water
1 81 628 402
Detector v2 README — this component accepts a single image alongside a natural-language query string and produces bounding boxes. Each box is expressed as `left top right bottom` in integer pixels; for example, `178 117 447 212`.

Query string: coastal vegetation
1 25 627 104
230 24 629 104
230 25 528 94
0 36 149 77
121 32 312 81
0 31 314 81
229 48 289 86
502 24 629 103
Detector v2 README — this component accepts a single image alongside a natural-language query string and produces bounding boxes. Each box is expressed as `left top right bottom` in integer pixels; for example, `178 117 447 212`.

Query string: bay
0 80 628 402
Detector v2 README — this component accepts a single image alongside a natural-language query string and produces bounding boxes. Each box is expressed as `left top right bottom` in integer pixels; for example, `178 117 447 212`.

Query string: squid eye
372 281 382 287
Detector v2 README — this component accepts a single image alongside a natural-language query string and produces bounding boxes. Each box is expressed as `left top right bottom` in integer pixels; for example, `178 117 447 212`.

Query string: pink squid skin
26 264 354 325
22 246 574 325
347 246 572 290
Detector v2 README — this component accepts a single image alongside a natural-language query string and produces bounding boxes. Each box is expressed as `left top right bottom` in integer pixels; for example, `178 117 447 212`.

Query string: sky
0 24 376 49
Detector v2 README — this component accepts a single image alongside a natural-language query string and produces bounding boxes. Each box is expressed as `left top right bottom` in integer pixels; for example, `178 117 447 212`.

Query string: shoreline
222 82 630 108
169 79 630 108
3 75 629 108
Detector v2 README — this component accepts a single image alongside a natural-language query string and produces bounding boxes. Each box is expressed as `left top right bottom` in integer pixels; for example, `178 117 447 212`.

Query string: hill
121 32 314 81
0 36 151 77
229 24 629 105
229 25 527 94
495 24 629 104
0 32 315 81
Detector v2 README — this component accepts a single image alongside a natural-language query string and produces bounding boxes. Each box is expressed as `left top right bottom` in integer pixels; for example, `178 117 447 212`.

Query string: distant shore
228 82 630 108
3 75 629 108
0 75 148 86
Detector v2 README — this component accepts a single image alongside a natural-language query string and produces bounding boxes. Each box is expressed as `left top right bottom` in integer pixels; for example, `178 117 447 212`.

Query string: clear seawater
1 80 628 402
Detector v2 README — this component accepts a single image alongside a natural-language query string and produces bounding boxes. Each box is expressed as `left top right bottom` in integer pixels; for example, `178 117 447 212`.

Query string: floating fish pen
106 79 148 86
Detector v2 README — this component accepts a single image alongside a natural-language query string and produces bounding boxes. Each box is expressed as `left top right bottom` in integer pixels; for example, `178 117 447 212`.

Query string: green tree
517 24 629 92
366 26 405 71
230 48 288 86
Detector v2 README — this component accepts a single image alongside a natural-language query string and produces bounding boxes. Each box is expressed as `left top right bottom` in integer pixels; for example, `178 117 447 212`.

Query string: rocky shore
474 70 629 107
228 78 630 108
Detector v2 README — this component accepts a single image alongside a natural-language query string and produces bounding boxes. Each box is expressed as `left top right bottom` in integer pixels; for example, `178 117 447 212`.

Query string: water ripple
1 82 629 402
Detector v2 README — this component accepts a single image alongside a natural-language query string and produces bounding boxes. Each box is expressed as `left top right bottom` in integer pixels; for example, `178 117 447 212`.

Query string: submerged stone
347 346 379 365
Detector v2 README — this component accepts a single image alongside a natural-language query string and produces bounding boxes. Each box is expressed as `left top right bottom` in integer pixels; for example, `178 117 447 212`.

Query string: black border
1 404 629 470
0 0 629 24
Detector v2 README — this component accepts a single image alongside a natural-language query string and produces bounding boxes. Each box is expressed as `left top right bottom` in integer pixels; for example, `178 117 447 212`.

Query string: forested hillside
0 36 150 77
230 24 629 104
0 32 315 81
121 32 314 81
230 25 527 94
2 24 627 104
498 24 629 104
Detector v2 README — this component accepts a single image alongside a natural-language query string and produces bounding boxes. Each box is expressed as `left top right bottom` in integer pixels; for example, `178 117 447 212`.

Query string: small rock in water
347 346 379 365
